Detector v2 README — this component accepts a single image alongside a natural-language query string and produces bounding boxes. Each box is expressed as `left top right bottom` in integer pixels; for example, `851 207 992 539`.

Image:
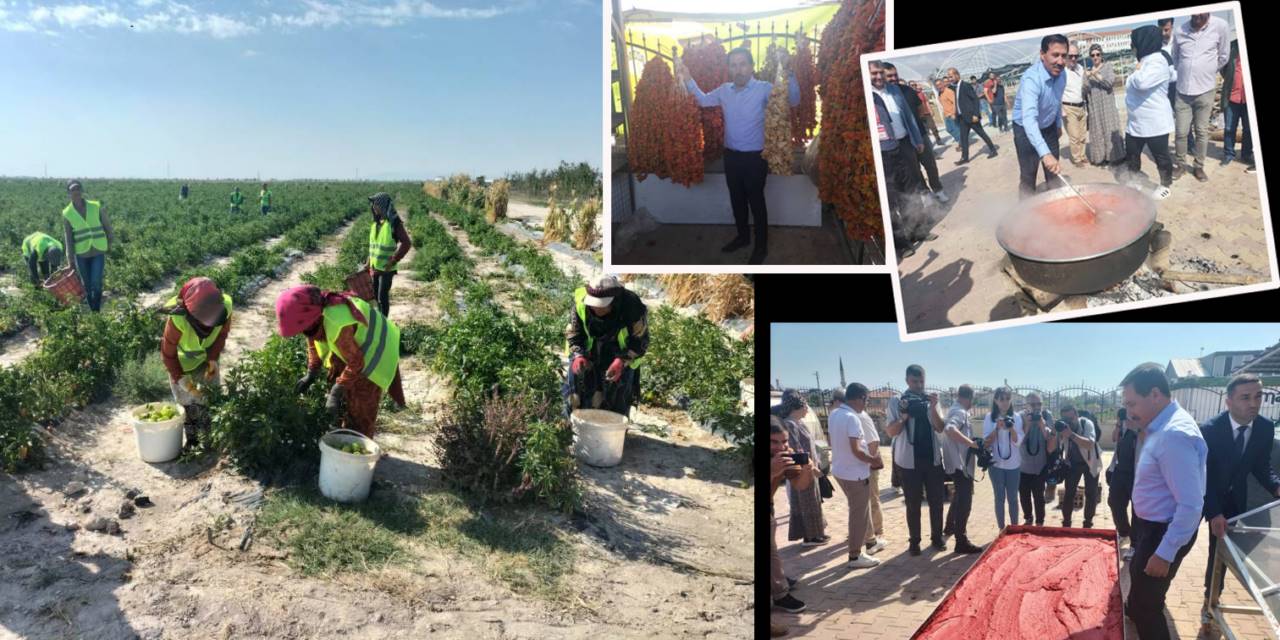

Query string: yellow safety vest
313 297 400 391
368 220 397 270
22 232 62 261
572 287 643 369
166 294 233 374
62 200 108 255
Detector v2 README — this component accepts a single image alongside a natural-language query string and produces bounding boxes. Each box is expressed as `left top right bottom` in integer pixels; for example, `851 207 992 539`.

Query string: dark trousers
1223 101 1253 162
1019 471 1047 525
1013 122 1061 199
723 149 769 249
1128 516 1198 640
563 360 638 419
1061 462 1099 527
884 141 924 212
1125 133 1174 187
372 270 394 317
956 115 995 161
992 104 1008 131
945 470 974 538
916 136 943 194
26 255 55 286
1108 481 1134 538
1204 503 1241 598
899 462 946 545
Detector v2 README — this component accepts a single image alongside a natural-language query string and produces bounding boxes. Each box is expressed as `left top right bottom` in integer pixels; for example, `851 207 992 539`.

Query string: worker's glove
604 358 626 384
571 356 591 376
295 369 320 395
203 360 219 381
325 384 346 416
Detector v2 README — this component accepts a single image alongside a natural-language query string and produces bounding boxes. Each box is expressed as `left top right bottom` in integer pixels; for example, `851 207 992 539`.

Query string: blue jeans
989 466 1021 529
980 99 995 128
944 117 962 144
1223 101 1253 163
75 253 105 312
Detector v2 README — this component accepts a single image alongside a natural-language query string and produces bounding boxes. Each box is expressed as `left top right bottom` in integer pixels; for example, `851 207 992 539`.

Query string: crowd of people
874 12 1254 259
771 364 1280 639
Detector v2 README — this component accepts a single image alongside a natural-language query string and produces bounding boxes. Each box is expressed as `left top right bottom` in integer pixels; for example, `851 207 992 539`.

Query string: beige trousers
1062 103 1088 165
837 476 872 561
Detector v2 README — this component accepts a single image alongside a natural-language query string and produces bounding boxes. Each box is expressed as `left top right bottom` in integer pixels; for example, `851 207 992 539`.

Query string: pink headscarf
275 285 366 338
179 277 226 328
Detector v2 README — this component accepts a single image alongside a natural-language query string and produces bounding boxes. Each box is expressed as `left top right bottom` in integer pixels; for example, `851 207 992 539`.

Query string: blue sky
0 0 601 179
770 323 1280 391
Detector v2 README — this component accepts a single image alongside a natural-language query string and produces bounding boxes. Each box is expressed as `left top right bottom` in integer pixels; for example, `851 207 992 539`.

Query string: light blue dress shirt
1131 400 1207 562
686 76 801 152
1011 60 1066 158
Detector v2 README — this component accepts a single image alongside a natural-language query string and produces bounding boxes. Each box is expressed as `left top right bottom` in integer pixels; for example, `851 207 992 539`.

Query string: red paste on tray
915 530 1123 640
999 194 1153 260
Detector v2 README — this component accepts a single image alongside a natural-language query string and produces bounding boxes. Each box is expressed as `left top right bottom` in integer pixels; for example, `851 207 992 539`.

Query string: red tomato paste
914 529 1123 640
999 193 1153 261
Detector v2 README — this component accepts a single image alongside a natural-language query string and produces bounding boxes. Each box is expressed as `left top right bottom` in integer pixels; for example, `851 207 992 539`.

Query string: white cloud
52 4 127 28
242 48 259 57
135 0 162 7
29 6 52 22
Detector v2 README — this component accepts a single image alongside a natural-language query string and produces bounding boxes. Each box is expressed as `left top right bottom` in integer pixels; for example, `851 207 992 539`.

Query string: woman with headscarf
61 179 115 312
1083 44 1126 166
777 389 828 545
365 192 413 317
1124 25 1177 200
276 285 405 439
161 277 233 451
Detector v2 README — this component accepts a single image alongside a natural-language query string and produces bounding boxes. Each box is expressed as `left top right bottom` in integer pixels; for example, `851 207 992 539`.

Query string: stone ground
895 99 1269 334
770 449 1276 639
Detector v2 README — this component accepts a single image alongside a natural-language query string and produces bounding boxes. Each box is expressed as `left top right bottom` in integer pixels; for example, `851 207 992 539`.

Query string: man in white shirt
886 364 946 556
1170 12 1231 181
829 386 883 569
1061 43 1088 167
940 384 985 554
847 384 886 554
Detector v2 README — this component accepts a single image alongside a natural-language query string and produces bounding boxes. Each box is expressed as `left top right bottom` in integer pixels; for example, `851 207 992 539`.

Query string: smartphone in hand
789 452 810 466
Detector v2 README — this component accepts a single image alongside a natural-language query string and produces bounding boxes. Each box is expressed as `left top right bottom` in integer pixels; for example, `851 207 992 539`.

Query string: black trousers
1108 480 1134 538
992 104 1008 131
1019 471 1047 525
899 462 946 545
26 254 55 285
1125 133 1174 187
945 470 974 538
956 115 995 161
723 149 769 248
1128 516 1198 640
372 270 395 317
1013 122 1061 199
916 136 943 194
1204 503 1241 598
1062 462 1099 526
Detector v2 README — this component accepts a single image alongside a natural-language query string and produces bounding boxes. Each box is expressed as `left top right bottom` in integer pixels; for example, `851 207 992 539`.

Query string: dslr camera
901 390 928 413
974 439 994 470
1054 419 1070 433
1002 415 1015 429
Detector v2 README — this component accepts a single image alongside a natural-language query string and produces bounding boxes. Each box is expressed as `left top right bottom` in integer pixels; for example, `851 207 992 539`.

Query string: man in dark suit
947 67 997 165
1201 373 1280 607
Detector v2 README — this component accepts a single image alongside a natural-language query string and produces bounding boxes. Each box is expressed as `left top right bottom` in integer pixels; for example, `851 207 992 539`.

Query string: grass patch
257 484 575 599
114 352 172 405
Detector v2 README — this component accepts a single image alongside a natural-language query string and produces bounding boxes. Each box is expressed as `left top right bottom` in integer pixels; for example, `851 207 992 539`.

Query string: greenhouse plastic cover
620 0 837 22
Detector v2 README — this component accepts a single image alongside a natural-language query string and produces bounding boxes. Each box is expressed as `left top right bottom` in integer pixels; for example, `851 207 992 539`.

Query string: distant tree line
504 162 602 200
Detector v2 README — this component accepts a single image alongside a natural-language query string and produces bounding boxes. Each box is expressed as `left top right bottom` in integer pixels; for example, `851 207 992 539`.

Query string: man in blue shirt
1123 363 1207 640
1011 34 1069 199
677 48 800 265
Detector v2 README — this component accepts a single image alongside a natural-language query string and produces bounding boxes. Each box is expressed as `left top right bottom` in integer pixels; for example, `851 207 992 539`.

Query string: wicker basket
344 269 375 301
43 267 85 306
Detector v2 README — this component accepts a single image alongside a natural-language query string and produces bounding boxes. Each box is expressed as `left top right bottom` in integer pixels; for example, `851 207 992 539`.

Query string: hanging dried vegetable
790 34 818 145
682 37 728 161
756 42 781 82
627 55 704 187
665 85 705 187
763 67 794 175
817 0 885 242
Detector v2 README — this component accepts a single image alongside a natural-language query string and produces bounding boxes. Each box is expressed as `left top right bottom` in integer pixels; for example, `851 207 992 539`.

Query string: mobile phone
789 452 810 466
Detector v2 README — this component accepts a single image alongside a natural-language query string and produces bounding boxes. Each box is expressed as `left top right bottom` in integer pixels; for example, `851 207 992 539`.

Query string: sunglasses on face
1068 55 1080 59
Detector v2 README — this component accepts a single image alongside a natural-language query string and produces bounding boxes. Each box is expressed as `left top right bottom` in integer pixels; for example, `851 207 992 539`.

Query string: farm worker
364 192 413 317
179 183 189 201
564 274 649 418
259 182 272 215
276 285 406 438
161 277 232 452
62 179 114 312
229 187 244 214
21 232 64 286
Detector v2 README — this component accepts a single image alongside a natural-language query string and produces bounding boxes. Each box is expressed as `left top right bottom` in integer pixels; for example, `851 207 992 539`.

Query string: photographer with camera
983 387 1024 530
1018 393 1058 526
886 365 947 556
1058 404 1102 528
771 417 812 616
830 383 884 570
1107 408 1139 560
940 384 985 554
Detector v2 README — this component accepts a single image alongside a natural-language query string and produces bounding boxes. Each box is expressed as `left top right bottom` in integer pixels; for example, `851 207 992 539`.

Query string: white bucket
131 403 186 463
318 429 381 503
571 409 629 467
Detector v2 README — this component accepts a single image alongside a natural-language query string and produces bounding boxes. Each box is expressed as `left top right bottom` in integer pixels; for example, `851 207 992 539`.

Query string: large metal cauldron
996 183 1157 295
